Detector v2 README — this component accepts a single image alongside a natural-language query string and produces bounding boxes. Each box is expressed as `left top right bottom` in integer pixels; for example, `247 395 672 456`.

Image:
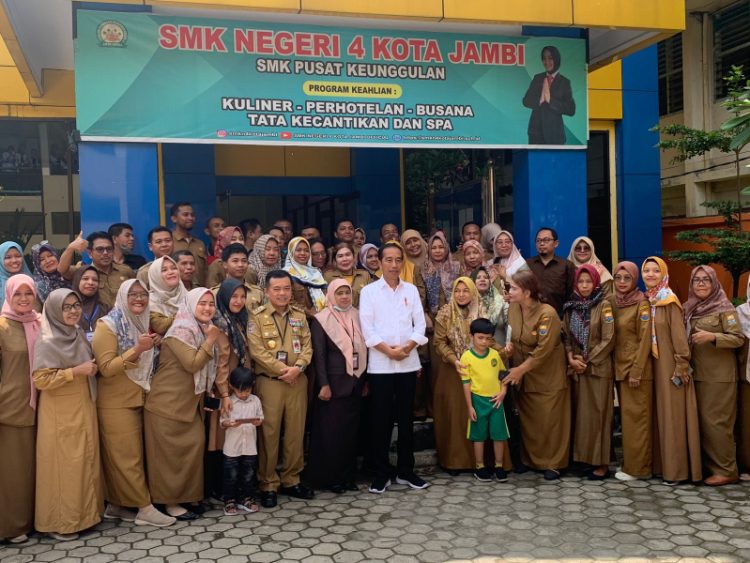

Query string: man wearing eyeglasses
58 230 135 308
526 227 575 317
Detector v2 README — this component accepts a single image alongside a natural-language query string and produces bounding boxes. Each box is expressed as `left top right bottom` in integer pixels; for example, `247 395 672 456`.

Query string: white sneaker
49 532 79 542
134 505 177 527
9 534 28 544
103 504 137 522
615 471 637 481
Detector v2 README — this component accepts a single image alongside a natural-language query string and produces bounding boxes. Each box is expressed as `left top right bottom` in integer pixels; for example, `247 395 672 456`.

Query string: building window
658 34 683 115
714 0 750 99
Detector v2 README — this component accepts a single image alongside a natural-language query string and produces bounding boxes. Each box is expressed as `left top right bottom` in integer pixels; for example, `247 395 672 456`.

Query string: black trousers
222 454 257 502
369 371 417 479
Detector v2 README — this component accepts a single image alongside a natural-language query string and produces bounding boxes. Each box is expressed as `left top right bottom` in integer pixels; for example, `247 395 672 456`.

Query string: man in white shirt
359 242 430 494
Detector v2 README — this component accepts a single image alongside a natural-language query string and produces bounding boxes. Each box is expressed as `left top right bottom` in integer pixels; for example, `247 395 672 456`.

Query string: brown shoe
704 474 738 487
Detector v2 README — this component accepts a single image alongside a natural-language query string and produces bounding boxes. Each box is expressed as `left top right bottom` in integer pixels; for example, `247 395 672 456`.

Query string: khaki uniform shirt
248 305 313 378
614 299 653 381
562 299 616 378
173 235 207 287
689 311 745 383
67 262 135 309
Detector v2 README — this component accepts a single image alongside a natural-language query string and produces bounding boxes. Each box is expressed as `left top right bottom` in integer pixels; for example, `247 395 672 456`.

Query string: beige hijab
315 279 367 377
568 236 613 284
149 256 188 316
401 229 428 270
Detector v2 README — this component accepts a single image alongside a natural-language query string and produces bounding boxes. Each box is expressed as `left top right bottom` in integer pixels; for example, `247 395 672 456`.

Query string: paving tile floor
3 471 750 562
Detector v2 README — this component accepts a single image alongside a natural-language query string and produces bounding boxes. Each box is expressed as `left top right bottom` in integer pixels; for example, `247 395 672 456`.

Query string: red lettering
518 43 525 65
158 24 177 49
205 27 227 52
424 39 443 63
501 44 516 65
297 33 313 56
234 29 253 53
372 37 391 61
391 38 408 62
347 35 365 59
179 26 203 50
275 31 294 55
480 43 500 65
256 30 273 54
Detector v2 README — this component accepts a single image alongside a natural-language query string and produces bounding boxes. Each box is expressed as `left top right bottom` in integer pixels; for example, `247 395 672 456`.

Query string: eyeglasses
613 275 633 282
574 245 590 252
93 246 113 254
128 292 149 300
691 277 711 285
312 251 327 257
62 302 82 312
536 238 555 244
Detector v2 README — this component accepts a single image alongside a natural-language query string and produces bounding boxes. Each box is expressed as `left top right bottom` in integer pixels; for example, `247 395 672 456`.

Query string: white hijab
149 256 188 316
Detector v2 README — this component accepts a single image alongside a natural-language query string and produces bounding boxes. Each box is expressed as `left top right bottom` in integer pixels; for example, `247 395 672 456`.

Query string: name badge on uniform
277 351 288 365
86 331 94 343
292 338 301 354
353 352 359 370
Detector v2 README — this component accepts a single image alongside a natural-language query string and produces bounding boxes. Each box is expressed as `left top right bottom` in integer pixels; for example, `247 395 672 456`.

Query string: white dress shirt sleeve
359 284 384 348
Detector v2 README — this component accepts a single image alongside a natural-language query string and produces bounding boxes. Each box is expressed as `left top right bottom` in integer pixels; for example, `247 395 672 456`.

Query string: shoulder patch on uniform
538 316 550 336
603 306 614 323
252 305 267 315
290 304 306 313
726 313 737 326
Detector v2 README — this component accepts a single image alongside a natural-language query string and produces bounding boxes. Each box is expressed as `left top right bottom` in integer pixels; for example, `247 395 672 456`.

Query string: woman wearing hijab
144 288 220 520
206 226 246 287
471 266 509 337
324 242 372 308
285 236 327 318
148 256 188 335
433 277 482 472
422 233 460 322
562 264 616 480
32 288 102 541
488 230 529 283
401 229 429 271
459 240 485 278
522 45 576 145
206 278 250 500
0 275 41 543
307 279 368 493
92 280 175 526
248 234 282 289
684 265 744 486
480 223 502 258
71 265 110 343
736 277 750 481
358 243 380 278
0 241 33 308
568 236 613 296
612 262 654 482
31 241 69 302
641 257 701 485
506 269 570 480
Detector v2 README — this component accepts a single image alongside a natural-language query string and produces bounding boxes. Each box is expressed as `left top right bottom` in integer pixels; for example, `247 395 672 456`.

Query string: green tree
654 66 750 298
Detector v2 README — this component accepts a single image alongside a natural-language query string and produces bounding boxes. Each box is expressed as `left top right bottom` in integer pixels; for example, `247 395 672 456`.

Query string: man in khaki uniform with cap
248 269 314 508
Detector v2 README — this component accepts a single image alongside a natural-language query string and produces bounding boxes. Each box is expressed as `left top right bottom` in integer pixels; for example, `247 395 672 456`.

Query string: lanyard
272 313 288 344
82 304 100 331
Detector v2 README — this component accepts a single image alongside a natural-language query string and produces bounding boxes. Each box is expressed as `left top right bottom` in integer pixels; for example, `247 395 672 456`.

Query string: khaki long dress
563 300 616 467
0 318 36 538
737 342 750 473
144 338 214 504
433 309 476 471
509 302 570 470
689 311 744 478
614 299 654 477
33 367 103 534
651 303 702 482
92 323 150 507
323 269 372 308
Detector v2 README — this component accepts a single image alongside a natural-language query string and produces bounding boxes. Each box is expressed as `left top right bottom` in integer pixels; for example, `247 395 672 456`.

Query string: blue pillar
79 142 159 257
616 46 662 265
162 144 217 247
512 149 588 257
352 148 401 242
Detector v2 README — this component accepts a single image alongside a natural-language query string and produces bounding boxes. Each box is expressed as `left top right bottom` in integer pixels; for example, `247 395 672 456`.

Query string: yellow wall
588 61 623 121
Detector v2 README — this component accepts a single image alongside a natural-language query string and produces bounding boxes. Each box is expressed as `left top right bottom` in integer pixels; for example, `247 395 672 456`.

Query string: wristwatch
295 362 307 372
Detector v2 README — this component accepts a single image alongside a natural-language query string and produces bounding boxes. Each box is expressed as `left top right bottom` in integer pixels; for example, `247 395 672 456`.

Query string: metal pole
486 158 496 224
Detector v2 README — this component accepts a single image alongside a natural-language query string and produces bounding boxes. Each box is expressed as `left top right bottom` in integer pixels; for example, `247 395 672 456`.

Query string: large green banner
75 10 588 148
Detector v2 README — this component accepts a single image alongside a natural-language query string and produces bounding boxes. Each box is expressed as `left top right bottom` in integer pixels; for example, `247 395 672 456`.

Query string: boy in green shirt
461 318 510 482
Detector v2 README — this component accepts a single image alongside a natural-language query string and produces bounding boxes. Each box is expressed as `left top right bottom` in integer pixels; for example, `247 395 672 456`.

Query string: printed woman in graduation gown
522 45 576 145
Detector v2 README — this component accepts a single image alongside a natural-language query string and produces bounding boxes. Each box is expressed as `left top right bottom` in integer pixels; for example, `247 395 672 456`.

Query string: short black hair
205 216 224 228
221 243 248 263
336 219 354 230
148 226 172 243
301 225 320 233
536 226 558 241
265 269 292 286
470 318 495 336
238 218 261 237
108 223 133 238
86 231 112 248
378 241 403 261
172 250 194 261
229 366 255 391
380 223 398 236
169 202 192 217
461 221 481 234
